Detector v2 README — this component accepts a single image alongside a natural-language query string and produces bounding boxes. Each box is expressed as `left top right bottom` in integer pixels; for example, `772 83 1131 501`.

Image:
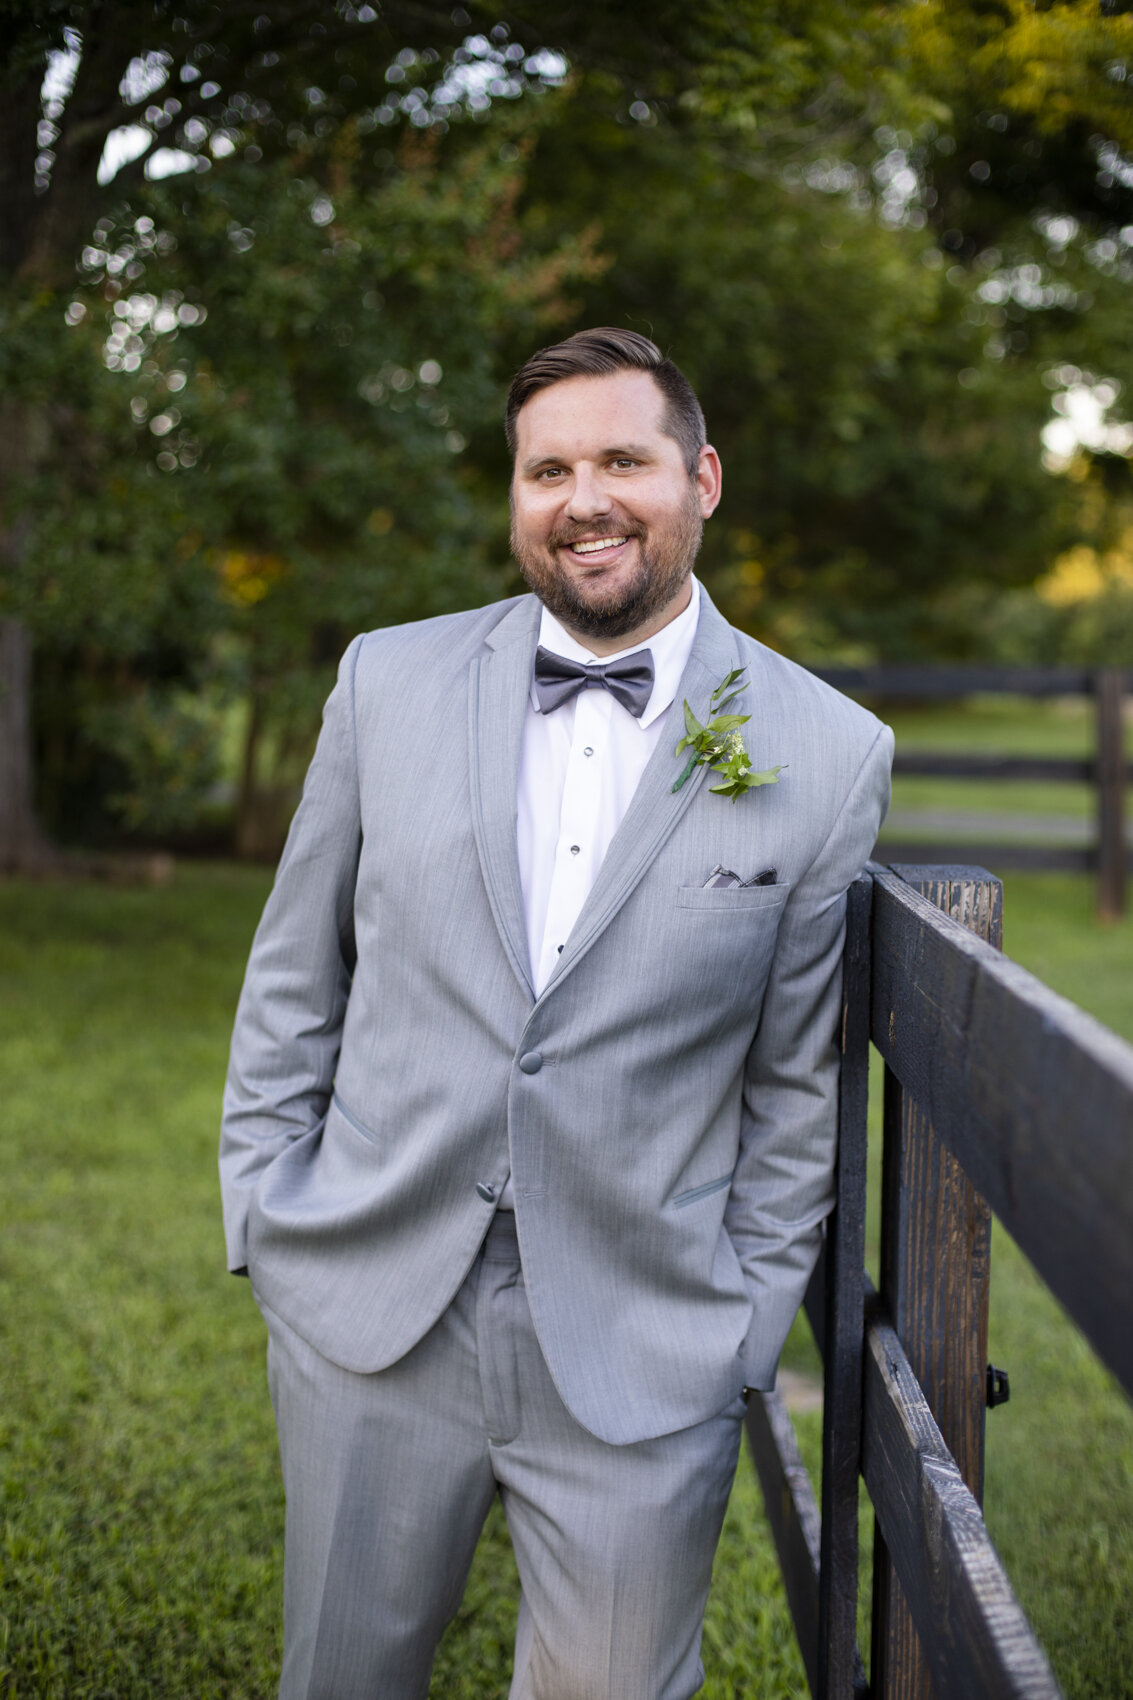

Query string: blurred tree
40 122 599 851
808 0 1133 653
1 0 874 859
899 0 1133 258
0 2 596 856
504 0 1133 660
3 0 1132 857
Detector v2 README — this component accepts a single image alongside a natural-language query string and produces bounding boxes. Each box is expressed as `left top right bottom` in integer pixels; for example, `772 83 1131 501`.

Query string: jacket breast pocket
675 882 789 914
666 883 789 1016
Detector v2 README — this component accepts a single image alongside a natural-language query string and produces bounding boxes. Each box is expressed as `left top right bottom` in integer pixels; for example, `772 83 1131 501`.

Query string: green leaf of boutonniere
671 666 786 800
711 667 747 702
708 766 784 798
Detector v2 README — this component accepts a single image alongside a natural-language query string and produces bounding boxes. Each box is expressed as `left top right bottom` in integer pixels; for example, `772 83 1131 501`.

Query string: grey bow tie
533 646 656 719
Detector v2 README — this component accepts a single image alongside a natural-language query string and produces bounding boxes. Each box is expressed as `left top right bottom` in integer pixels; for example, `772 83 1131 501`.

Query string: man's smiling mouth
567 536 629 555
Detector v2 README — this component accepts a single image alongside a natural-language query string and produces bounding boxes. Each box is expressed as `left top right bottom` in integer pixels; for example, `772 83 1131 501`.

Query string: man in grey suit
220 327 892 1700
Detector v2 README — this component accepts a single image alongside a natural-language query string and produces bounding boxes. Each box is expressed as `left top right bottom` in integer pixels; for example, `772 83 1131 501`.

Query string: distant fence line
810 666 1132 918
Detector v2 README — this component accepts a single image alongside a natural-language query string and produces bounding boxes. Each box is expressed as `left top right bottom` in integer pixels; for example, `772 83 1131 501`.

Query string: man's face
510 370 722 650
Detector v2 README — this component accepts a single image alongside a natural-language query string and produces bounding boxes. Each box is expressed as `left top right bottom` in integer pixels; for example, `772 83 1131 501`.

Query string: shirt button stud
476 1181 496 1203
583 746 594 757
519 1051 543 1075
570 844 580 856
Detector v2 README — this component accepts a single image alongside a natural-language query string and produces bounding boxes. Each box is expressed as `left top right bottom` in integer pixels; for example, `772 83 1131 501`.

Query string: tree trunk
0 617 48 870
0 386 53 873
0 9 147 874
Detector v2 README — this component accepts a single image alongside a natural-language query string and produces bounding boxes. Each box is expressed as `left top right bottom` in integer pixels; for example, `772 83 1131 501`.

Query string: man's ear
696 444 723 519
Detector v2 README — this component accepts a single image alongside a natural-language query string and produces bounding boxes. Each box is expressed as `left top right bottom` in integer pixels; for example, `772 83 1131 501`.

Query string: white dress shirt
497 577 701 1206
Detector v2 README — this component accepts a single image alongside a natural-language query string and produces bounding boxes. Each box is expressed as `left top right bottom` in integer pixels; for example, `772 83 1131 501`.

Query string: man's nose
566 464 613 521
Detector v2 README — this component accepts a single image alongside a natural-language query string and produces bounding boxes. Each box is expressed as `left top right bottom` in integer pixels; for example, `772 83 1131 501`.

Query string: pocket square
702 864 777 889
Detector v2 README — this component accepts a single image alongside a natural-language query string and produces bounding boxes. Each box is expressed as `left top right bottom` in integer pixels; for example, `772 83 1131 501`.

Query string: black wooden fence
747 861 1133 1699
810 667 1132 918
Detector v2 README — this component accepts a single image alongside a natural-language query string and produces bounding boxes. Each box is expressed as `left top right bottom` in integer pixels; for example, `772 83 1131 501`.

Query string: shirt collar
532 577 702 729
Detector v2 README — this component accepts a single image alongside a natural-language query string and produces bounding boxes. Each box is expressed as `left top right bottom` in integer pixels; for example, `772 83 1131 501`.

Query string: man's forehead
514 369 669 454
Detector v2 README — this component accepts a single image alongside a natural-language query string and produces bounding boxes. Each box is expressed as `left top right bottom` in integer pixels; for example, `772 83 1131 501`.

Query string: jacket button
518 1051 543 1075
476 1181 496 1203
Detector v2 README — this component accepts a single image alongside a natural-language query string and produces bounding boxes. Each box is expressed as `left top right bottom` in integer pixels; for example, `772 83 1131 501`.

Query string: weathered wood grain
863 1302 1064 1700
879 1067 993 1500
872 870 999 1700
870 867 1133 1397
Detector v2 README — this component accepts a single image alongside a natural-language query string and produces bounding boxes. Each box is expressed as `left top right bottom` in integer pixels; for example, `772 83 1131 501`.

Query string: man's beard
510 491 703 642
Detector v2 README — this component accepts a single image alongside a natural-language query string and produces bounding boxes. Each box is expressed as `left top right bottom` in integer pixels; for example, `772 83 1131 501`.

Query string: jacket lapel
467 596 542 1000
539 590 741 998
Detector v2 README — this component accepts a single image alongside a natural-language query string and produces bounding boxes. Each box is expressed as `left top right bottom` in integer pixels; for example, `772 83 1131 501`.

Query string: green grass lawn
0 859 1130 1698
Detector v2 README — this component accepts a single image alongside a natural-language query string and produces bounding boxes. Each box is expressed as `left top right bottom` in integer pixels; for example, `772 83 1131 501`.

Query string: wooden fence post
870 866 1003 1700
1096 668 1126 920
817 871 872 1700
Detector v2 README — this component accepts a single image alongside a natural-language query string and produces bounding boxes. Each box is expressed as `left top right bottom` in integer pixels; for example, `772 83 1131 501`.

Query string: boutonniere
671 667 784 799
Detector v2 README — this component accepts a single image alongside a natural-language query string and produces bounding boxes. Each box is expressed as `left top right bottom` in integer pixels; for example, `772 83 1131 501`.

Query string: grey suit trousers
259 1212 746 1700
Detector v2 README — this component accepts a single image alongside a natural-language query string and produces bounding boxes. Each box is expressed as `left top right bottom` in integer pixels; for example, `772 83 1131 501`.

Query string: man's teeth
570 536 628 555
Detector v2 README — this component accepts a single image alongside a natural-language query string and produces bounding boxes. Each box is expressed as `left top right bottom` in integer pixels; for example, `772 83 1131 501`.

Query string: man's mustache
544 516 647 551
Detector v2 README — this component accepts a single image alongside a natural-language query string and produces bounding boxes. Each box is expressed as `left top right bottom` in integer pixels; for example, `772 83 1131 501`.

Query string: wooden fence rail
747 861 1133 1699
809 666 1131 917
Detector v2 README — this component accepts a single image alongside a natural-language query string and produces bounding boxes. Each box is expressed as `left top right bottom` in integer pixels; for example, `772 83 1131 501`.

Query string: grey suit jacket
220 588 892 1444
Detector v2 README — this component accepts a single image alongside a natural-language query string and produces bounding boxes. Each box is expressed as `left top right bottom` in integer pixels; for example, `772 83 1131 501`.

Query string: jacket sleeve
218 636 364 1274
725 721 893 1387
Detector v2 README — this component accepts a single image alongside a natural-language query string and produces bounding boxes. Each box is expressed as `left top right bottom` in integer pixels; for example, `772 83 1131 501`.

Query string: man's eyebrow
519 443 656 474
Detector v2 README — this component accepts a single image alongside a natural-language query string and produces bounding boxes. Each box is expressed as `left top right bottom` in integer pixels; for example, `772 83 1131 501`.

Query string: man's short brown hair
505 327 706 476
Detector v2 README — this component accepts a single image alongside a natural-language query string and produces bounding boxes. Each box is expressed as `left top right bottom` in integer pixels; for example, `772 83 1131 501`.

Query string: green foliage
672 667 784 797
898 0 1133 252
968 578 1133 668
84 687 222 833
4 0 1133 843
4 91 598 840
0 298 220 654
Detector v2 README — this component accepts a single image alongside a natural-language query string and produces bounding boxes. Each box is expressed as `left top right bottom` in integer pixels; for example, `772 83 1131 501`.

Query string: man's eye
611 457 638 470
536 467 565 481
